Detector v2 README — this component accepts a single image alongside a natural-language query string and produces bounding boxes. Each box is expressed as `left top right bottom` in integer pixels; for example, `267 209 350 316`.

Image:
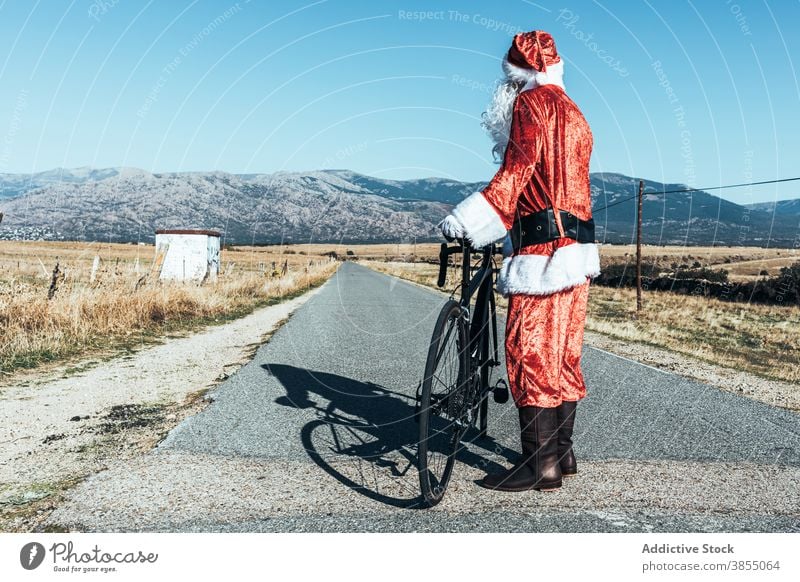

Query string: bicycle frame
416 239 508 506
437 241 503 432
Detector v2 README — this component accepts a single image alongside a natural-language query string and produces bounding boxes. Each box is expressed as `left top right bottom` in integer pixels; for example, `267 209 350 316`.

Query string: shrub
593 260 800 306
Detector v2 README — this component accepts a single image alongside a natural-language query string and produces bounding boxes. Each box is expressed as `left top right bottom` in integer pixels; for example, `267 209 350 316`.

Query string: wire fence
593 176 800 213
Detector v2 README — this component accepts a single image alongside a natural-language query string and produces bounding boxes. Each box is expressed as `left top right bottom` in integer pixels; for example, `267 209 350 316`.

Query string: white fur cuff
496 242 601 296
451 192 508 248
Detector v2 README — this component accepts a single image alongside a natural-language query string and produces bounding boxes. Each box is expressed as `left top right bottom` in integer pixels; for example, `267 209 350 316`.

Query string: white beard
480 58 565 161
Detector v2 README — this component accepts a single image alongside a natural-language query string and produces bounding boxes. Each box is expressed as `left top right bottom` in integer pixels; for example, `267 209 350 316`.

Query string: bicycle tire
470 275 494 438
477 313 491 438
418 299 469 507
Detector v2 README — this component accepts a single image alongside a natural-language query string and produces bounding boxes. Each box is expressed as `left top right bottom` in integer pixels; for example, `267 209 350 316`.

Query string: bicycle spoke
433 316 457 367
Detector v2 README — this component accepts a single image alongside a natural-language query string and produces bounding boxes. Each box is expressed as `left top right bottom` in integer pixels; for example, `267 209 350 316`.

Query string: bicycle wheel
471 278 494 438
418 299 469 507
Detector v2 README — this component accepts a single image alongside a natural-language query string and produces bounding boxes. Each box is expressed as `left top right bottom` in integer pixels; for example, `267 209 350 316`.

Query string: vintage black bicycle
416 237 510 507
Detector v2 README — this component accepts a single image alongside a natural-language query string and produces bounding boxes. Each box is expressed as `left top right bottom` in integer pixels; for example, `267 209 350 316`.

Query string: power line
593 176 800 213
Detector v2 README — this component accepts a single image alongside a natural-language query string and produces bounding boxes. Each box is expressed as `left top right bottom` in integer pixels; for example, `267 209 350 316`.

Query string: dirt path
0 283 326 532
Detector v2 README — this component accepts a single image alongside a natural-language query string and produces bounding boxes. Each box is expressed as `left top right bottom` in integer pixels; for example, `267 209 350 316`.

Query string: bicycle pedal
492 378 509 404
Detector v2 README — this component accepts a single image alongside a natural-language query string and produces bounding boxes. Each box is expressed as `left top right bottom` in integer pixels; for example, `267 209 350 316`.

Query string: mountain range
745 199 800 215
0 167 797 246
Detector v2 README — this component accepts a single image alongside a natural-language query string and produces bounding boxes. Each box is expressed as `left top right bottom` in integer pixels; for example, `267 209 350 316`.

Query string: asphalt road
48 262 800 532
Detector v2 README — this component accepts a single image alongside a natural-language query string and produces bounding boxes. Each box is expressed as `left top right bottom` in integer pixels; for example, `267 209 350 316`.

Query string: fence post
48 261 62 300
636 179 644 312
90 255 101 283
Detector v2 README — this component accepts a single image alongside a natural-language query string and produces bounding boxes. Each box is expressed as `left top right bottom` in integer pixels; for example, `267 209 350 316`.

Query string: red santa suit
448 32 599 409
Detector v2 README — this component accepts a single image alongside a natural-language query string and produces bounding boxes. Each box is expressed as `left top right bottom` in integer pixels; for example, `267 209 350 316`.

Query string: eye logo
20 542 46 570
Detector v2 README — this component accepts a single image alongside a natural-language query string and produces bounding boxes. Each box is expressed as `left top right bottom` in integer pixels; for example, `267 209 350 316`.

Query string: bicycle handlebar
437 238 504 287
437 242 461 287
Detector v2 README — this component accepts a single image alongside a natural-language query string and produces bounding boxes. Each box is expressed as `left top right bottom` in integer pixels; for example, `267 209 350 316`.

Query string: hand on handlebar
438 214 465 242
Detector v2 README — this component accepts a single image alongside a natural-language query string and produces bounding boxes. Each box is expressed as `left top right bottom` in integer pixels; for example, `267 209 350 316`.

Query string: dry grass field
363 256 800 384
276 242 797 281
585 286 799 383
2 240 797 384
274 242 442 262
599 244 791 262
599 244 798 281
0 240 336 279
358 241 797 283
0 241 337 377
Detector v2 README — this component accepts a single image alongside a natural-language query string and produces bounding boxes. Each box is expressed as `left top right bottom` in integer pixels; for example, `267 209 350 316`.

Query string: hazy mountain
323 170 485 205
0 169 454 244
0 167 797 246
0 166 122 200
590 173 798 246
745 199 800 216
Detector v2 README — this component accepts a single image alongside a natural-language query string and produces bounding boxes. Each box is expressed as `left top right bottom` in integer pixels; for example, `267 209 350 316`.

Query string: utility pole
636 179 644 312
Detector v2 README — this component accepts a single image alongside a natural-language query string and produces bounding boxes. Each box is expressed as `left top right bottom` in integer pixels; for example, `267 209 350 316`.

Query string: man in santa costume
439 30 600 492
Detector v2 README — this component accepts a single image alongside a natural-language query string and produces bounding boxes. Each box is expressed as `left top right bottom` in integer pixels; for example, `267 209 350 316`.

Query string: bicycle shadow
262 363 518 509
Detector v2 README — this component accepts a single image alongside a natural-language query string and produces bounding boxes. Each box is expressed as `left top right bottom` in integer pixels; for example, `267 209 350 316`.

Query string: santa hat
504 30 564 91
507 30 561 72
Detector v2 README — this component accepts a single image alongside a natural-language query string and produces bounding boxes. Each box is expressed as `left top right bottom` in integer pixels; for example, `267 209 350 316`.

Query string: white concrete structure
155 229 221 282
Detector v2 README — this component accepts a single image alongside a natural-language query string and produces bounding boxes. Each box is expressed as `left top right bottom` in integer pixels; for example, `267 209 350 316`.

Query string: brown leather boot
479 406 562 492
557 401 578 476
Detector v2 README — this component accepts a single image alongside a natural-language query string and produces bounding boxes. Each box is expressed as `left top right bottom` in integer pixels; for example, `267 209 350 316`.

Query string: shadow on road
262 363 517 509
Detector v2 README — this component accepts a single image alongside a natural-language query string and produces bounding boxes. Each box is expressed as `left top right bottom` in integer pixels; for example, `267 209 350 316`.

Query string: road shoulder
0 282 328 532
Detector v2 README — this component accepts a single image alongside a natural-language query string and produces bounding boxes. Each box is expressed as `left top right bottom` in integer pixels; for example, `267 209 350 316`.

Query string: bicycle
415 237 510 507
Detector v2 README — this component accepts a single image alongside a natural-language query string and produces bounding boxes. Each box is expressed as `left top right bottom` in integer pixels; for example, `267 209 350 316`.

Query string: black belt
510 208 595 251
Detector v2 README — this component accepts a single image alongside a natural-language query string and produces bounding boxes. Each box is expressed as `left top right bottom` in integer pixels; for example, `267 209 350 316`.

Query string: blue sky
0 0 798 203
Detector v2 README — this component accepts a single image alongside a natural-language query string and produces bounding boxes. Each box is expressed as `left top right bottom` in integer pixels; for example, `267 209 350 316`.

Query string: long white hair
481 58 565 161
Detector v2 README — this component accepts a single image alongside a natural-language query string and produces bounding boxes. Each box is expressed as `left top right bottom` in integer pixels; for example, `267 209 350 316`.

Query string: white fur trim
503 57 565 92
451 191 508 248
496 242 600 296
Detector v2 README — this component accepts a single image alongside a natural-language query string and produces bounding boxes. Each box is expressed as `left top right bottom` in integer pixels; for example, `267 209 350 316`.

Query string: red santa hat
502 30 565 92
507 30 561 72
